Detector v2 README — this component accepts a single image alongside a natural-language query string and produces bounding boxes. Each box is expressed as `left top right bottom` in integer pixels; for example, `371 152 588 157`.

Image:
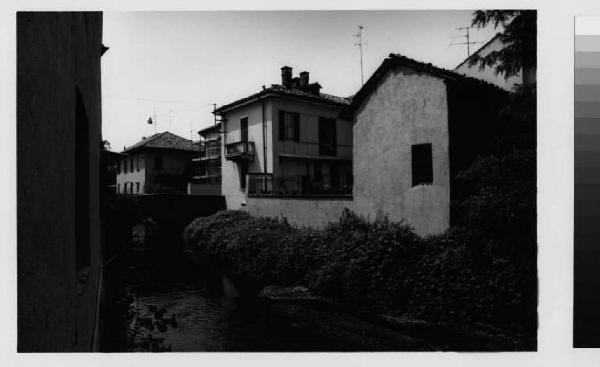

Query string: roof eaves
348 53 507 114
215 86 350 115
122 131 166 153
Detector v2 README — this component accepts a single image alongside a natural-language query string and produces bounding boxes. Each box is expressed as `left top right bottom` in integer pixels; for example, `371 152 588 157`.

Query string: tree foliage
468 10 536 81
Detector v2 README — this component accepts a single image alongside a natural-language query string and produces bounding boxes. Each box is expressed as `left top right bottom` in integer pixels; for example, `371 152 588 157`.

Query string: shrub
183 207 535 340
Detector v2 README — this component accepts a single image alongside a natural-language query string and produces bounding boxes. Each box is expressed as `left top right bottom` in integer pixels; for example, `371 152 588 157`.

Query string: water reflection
129 283 341 352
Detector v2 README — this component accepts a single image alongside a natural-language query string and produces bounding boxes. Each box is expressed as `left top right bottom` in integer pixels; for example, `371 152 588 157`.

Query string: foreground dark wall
17 12 104 352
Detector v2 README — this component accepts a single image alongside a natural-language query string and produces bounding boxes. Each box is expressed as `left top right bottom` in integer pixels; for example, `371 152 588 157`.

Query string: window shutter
279 110 285 140
293 113 300 142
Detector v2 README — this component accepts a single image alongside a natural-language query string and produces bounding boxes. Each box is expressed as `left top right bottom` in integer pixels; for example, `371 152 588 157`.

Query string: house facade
117 131 199 195
215 67 353 210
214 58 514 237
188 123 222 195
349 54 510 235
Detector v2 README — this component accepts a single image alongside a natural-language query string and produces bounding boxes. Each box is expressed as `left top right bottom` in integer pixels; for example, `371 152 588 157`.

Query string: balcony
247 173 352 197
225 141 255 161
199 146 221 161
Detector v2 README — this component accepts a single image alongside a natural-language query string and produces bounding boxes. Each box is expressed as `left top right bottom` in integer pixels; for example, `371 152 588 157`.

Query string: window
137 156 140 171
130 159 134 173
319 117 337 156
136 182 140 194
279 110 299 141
123 160 127 173
240 117 248 142
411 143 433 186
155 155 163 170
130 182 133 194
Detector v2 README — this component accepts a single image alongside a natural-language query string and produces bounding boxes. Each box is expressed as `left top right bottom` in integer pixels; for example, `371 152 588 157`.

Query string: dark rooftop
348 52 507 113
214 85 351 114
198 122 222 138
215 66 351 114
122 131 199 154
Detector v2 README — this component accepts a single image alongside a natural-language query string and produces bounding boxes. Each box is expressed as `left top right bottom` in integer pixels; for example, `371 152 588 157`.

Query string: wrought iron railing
247 173 352 196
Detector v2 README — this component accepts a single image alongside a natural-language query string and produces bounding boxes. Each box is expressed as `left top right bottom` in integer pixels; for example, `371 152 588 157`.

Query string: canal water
127 282 349 352
103 216 419 352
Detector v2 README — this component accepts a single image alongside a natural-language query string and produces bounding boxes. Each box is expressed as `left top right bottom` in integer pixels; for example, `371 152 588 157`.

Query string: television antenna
450 26 484 58
353 25 366 85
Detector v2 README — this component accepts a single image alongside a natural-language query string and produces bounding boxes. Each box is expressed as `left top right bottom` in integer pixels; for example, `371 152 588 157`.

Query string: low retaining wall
188 183 221 196
245 196 353 228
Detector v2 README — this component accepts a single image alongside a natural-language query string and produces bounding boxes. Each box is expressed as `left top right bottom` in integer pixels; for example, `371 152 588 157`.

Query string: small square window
411 143 433 186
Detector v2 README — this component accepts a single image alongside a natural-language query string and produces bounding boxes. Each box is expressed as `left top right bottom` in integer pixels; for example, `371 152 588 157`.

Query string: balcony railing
247 173 352 197
225 141 255 161
197 175 221 185
200 146 221 160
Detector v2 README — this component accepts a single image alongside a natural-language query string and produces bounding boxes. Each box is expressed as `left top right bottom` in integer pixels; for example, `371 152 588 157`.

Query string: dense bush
183 207 535 340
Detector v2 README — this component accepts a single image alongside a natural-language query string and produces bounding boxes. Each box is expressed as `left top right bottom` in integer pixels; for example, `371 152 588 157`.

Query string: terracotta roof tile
122 131 199 153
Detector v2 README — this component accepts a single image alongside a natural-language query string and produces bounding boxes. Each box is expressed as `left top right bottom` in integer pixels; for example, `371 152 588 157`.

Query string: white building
454 33 534 91
116 131 199 195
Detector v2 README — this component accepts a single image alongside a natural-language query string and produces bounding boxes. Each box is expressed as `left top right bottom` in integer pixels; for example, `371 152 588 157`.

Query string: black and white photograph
16 9 537 353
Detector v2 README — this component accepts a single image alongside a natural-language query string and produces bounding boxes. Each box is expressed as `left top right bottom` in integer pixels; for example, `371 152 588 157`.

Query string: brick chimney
299 71 309 87
281 66 292 88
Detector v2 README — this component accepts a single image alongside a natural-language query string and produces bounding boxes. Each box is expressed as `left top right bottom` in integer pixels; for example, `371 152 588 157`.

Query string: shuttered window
279 110 300 141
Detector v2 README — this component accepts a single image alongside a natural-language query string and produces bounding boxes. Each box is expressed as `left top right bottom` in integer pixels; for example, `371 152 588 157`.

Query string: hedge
183 209 536 342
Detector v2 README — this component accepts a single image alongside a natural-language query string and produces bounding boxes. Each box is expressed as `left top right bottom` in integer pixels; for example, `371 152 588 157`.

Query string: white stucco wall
454 36 523 91
116 150 191 194
246 197 353 228
221 96 352 210
221 101 272 209
116 153 146 194
270 97 352 179
352 66 450 237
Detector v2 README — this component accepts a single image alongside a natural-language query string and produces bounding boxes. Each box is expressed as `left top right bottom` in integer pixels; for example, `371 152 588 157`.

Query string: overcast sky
101 10 499 151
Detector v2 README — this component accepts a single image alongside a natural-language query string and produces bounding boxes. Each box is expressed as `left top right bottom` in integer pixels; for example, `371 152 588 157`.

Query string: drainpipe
261 100 267 174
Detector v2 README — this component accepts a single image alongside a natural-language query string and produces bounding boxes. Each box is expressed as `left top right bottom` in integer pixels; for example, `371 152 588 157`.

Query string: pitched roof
348 53 507 113
214 84 350 114
198 122 222 138
122 131 199 154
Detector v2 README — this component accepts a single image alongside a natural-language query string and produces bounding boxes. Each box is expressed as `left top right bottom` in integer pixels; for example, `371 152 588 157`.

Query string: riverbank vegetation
183 147 536 350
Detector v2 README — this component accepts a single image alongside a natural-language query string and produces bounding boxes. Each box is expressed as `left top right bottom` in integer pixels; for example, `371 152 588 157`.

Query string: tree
468 10 536 86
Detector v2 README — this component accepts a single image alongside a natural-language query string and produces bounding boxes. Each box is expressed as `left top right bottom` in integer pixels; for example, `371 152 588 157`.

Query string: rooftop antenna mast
354 25 366 85
153 108 157 134
450 26 483 58
213 103 217 128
